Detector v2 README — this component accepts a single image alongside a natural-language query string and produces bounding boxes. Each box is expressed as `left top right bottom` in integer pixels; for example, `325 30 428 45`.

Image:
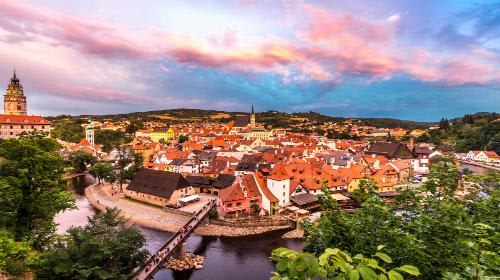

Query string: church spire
251 105 254 114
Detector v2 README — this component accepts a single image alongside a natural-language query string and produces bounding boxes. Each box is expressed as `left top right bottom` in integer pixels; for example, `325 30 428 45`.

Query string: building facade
4 71 27 115
0 72 50 139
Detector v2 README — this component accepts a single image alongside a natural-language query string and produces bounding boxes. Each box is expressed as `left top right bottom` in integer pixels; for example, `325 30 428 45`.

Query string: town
1 72 499 280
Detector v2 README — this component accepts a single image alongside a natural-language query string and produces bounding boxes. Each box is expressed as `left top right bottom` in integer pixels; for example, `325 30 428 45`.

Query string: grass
124 196 164 209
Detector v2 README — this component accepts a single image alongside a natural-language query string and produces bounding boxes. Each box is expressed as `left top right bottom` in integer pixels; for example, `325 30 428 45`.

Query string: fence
210 217 294 228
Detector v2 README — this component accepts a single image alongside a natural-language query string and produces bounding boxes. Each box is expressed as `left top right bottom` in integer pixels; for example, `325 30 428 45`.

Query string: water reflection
55 176 305 280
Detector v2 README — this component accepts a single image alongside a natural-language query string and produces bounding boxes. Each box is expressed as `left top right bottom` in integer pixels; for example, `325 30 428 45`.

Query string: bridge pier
174 242 188 260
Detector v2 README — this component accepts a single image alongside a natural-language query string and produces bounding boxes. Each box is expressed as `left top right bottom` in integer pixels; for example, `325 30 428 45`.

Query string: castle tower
86 119 94 146
4 70 27 115
250 105 256 128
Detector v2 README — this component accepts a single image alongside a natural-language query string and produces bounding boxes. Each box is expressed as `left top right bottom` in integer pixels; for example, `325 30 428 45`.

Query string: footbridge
131 199 217 280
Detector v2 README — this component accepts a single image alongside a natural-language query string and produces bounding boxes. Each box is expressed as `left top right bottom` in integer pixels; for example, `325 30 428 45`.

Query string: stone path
86 183 190 232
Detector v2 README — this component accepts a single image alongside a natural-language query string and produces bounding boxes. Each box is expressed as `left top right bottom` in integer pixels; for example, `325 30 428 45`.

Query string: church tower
250 105 256 128
4 70 27 115
86 119 94 146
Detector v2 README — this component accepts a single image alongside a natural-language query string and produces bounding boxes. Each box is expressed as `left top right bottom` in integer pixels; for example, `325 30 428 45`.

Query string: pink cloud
44 84 159 104
0 0 150 59
1 0 498 88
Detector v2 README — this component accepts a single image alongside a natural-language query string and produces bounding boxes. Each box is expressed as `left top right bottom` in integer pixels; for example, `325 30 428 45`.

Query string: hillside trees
298 156 499 279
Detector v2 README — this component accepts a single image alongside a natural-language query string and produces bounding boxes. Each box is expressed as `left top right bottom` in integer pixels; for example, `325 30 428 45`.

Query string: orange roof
269 163 289 181
79 138 91 146
253 172 279 203
0 115 50 125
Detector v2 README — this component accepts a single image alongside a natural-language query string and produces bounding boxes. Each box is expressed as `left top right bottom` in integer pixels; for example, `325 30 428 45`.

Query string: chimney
409 137 415 151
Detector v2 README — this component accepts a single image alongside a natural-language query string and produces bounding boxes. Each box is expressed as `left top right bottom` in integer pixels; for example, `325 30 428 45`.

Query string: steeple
251 105 254 114
249 105 256 128
4 70 27 115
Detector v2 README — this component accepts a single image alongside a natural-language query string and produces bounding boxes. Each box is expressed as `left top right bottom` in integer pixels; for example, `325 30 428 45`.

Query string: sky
0 0 499 121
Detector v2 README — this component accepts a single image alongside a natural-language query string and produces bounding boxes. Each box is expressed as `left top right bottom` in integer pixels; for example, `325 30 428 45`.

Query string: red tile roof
0 115 50 124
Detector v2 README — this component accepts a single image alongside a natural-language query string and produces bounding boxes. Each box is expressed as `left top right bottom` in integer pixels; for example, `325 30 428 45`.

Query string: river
460 162 497 175
55 175 304 280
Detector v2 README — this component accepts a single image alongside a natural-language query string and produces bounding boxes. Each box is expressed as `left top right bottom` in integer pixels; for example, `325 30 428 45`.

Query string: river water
55 175 304 280
460 162 496 175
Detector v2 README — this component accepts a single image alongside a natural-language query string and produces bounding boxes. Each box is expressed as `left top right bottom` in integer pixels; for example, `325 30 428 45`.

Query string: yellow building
150 128 175 142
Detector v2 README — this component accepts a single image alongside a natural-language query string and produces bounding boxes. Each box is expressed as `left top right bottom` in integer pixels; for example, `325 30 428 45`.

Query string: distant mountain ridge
49 108 442 129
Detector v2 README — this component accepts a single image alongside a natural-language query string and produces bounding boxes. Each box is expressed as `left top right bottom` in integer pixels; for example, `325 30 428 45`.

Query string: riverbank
84 183 294 237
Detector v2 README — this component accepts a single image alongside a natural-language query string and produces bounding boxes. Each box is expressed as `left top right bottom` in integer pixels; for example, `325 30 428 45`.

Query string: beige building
125 169 195 207
0 71 50 139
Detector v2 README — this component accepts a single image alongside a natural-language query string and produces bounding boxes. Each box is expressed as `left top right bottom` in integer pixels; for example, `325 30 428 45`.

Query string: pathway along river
55 175 304 280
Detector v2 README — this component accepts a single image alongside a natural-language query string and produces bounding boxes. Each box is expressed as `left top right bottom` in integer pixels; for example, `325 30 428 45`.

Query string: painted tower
86 119 94 146
250 105 256 128
4 70 27 115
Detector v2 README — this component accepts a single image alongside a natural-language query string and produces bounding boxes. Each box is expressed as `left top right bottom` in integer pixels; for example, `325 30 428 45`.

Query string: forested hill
417 112 499 153
48 108 435 129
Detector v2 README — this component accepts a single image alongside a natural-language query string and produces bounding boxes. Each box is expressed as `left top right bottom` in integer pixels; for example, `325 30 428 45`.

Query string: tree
32 208 149 280
439 118 450 130
0 133 75 248
95 130 131 153
125 119 144 134
351 179 378 204
0 229 31 275
50 119 85 143
178 134 189 143
270 246 420 280
90 162 113 184
68 150 96 173
299 155 499 279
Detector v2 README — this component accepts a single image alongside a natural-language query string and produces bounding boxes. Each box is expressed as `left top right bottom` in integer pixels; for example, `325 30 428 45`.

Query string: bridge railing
131 199 216 280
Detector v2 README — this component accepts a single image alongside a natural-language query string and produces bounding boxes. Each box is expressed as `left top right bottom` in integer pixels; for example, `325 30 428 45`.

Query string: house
365 142 414 159
412 146 432 173
475 151 499 163
218 175 261 216
290 193 320 212
466 151 481 160
125 169 195 207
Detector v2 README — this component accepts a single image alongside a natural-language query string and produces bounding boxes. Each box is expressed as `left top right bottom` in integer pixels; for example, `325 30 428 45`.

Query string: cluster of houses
459 150 500 164
109 108 447 217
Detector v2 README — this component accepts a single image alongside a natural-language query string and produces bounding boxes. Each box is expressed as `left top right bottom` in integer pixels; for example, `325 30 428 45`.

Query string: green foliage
178 134 189 143
418 113 499 153
0 133 75 247
351 179 378 204
270 247 419 280
125 119 144 134
68 150 96 173
0 229 31 275
90 162 113 184
31 208 149 280
50 119 85 143
208 208 219 219
95 129 131 152
301 155 500 279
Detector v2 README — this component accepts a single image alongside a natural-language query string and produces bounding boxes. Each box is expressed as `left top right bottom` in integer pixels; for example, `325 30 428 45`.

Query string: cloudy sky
0 0 499 121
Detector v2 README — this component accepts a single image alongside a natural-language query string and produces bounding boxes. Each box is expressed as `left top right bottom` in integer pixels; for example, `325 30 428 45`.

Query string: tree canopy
32 208 149 280
298 156 499 279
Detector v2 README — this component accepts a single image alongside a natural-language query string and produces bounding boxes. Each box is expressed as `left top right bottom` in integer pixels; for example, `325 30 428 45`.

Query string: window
227 203 233 207
9 126 13 129
20 125 24 129
283 192 285 197
236 202 242 206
